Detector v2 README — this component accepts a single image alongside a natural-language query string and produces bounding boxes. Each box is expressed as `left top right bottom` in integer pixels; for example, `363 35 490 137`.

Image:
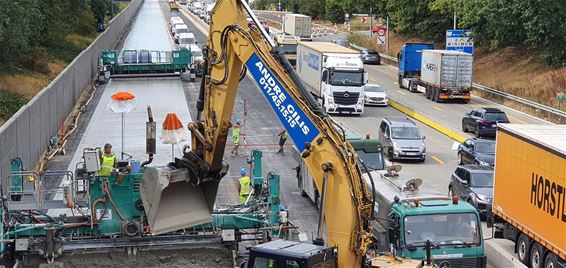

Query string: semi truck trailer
398 44 473 103
490 124 566 268
297 42 366 115
284 13 312 39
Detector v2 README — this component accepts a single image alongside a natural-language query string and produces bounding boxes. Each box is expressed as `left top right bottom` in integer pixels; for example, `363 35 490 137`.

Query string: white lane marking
396 90 407 96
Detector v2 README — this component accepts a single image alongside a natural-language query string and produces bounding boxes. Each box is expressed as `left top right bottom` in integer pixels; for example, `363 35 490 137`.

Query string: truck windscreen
329 71 364 86
280 44 297 54
404 213 480 247
356 150 384 171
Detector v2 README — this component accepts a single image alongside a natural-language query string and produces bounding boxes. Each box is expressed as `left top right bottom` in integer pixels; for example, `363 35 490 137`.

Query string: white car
364 83 388 106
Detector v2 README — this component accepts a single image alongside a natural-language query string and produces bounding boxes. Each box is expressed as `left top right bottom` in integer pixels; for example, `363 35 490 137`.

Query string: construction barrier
0 0 145 181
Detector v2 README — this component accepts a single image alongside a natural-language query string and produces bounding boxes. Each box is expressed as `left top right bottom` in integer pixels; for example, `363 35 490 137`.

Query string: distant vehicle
364 84 387 106
260 20 270 34
361 50 380 65
462 107 509 137
378 117 426 162
283 13 312 39
331 39 349 47
398 44 473 103
449 165 494 216
173 24 189 42
168 0 179 12
457 138 495 166
274 34 299 66
169 16 184 33
177 32 196 49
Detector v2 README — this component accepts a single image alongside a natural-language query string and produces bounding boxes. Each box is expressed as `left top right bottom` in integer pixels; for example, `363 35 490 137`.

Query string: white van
178 33 196 49
173 24 189 42
169 17 183 33
188 44 203 62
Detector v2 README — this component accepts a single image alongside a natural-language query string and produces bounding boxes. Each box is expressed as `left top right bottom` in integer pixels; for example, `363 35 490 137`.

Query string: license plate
406 152 418 156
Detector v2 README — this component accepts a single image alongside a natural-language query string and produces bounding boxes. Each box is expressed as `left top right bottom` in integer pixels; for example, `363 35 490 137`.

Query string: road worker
276 129 288 153
237 168 251 203
230 120 242 156
99 143 117 176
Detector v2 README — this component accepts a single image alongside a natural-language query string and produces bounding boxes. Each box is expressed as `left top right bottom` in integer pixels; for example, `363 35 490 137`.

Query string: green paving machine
0 108 292 266
98 49 197 82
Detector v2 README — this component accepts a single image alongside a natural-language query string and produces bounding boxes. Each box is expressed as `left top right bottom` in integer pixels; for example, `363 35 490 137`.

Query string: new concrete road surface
65 0 191 174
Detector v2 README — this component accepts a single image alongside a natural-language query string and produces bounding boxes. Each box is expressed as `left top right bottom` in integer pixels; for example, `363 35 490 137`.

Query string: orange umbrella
160 113 186 144
109 91 137 113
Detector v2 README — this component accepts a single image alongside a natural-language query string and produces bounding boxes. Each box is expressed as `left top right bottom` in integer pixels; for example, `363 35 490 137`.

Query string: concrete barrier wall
0 0 144 182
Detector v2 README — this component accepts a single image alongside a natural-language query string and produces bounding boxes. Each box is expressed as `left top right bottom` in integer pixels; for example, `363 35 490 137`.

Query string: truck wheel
457 153 463 165
433 89 439 102
398 77 404 89
517 233 531 265
461 121 468 132
425 86 431 99
544 252 558 268
530 242 544 268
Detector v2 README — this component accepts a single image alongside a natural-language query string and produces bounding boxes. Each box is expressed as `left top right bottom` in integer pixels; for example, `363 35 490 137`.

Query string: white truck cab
297 42 367 115
177 33 196 50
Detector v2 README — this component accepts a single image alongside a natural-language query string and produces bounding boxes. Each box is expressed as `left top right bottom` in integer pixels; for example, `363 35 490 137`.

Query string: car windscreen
356 150 384 171
485 112 508 121
366 51 379 55
404 213 481 247
365 85 385 92
471 172 494 187
475 142 495 154
391 127 420 140
329 71 364 86
176 28 188 34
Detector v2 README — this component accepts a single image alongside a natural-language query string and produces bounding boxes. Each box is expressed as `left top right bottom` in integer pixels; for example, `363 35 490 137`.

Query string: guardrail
348 43 566 121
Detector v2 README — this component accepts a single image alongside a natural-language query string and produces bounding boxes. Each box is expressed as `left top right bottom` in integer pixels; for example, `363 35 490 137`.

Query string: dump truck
284 13 312 39
297 42 366 115
489 124 566 268
398 44 473 103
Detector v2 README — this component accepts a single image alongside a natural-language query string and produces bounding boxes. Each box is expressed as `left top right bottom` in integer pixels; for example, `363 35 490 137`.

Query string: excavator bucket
140 166 219 235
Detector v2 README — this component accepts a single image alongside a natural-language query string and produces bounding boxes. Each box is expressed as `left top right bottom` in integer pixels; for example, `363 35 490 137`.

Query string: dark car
462 107 509 137
361 50 381 65
457 138 495 166
449 165 494 216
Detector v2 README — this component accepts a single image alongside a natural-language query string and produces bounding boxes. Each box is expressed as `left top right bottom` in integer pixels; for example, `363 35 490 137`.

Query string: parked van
378 117 426 162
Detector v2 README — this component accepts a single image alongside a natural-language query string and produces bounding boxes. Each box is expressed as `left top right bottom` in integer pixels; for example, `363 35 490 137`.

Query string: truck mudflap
433 256 487 268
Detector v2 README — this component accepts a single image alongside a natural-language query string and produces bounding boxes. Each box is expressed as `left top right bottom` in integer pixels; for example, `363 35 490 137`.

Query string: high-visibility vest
281 131 288 139
99 153 116 176
239 176 250 202
232 127 241 143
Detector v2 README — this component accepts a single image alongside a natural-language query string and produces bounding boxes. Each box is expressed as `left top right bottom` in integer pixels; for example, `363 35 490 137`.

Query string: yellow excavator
141 0 436 267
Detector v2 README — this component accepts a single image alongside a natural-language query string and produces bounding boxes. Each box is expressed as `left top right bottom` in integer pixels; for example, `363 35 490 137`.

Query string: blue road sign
446 29 474 54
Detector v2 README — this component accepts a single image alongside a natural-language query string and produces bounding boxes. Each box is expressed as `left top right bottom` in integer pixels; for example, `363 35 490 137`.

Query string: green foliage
0 0 116 74
325 0 343 23
0 90 28 119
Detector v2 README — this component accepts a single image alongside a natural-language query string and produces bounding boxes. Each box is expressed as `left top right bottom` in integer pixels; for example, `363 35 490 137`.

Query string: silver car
378 117 426 162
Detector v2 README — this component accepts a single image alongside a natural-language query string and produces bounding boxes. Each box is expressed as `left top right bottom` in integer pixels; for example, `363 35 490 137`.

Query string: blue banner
245 53 320 152
307 52 319 71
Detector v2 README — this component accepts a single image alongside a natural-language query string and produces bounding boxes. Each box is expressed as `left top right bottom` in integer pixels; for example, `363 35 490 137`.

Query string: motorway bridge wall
0 0 144 182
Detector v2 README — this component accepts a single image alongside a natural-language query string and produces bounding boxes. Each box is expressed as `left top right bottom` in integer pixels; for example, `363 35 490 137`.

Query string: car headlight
477 160 490 166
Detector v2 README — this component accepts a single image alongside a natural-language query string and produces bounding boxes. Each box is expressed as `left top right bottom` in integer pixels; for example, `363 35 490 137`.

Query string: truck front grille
435 257 486 268
333 92 359 105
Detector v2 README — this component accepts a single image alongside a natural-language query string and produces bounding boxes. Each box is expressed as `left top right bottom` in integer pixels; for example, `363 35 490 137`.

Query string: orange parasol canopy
111 91 136 101
162 113 184 130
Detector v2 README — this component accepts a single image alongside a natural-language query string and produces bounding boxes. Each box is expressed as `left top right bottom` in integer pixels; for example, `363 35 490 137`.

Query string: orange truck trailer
490 124 565 268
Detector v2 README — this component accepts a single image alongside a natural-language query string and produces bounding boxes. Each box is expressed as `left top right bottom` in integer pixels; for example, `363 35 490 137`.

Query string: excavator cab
245 240 337 268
